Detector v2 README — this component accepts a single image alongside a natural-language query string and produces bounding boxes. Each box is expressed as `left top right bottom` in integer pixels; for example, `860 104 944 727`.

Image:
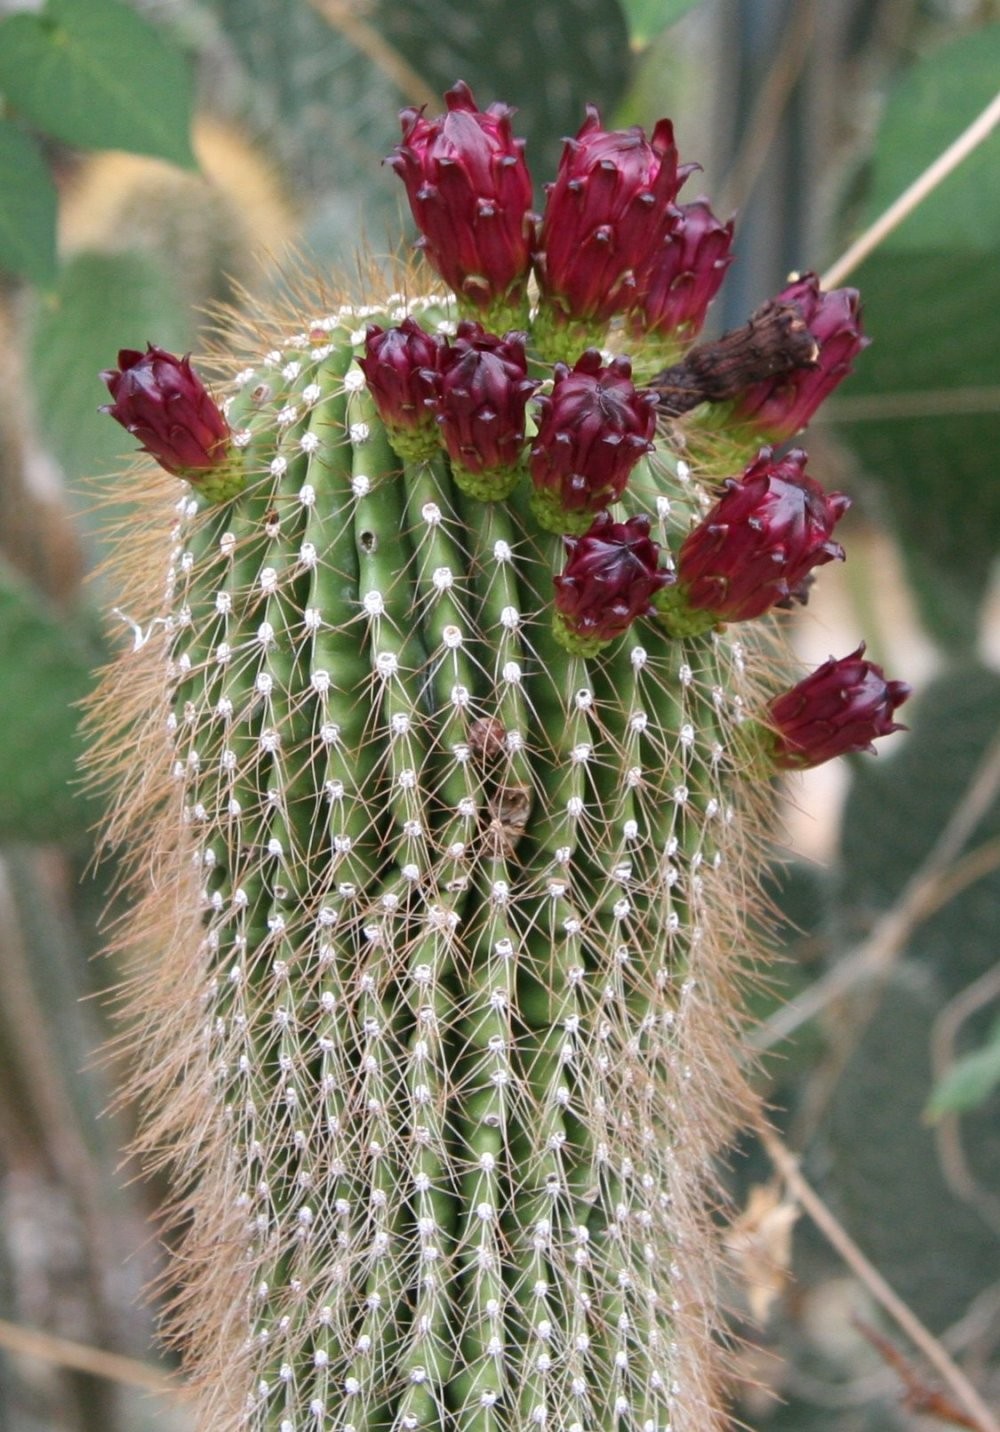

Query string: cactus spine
91 277 781 1430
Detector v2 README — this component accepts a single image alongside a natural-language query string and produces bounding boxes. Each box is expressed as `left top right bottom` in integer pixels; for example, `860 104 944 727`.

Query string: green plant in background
90 84 907 1430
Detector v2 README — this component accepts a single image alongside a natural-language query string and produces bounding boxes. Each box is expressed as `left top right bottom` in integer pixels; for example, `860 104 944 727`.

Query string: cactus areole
92 85 908 1431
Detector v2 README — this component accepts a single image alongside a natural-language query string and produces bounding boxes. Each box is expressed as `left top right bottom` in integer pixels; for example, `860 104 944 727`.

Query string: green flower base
451 463 525 502
529 487 599 536
386 425 443 464
531 303 609 364
551 609 612 657
652 584 719 638
186 457 249 504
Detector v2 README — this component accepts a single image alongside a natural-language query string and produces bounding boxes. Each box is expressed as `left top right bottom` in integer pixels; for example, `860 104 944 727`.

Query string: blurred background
0 0 998 1427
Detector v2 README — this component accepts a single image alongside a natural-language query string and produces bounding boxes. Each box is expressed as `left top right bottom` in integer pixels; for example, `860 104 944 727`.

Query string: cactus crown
89 87 906 1432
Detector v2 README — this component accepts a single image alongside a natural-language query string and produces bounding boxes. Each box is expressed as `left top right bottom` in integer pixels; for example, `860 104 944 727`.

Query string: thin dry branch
824 385 1000 422
822 89 1000 287
758 1122 1000 1432
0 1317 180 1399
305 0 438 109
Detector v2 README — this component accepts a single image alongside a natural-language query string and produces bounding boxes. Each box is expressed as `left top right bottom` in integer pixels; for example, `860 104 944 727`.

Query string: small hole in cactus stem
359 530 377 553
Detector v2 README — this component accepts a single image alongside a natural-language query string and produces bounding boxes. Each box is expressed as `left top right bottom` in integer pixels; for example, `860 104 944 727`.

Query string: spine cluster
91 83 908 1432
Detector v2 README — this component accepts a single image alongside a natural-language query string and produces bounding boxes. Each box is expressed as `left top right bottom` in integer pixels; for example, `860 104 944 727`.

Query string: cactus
90 88 908 1431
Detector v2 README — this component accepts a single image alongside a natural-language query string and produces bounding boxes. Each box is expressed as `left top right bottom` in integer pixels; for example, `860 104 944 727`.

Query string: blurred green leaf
837 250 1000 650
0 0 195 167
860 27 1000 252
619 0 704 46
0 563 96 843
0 121 57 286
373 0 632 180
927 1017 1000 1119
31 249 189 482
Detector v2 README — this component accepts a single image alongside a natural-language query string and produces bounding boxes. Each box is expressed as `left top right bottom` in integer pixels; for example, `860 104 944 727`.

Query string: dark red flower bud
767 645 910 769
388 81 535 331
552 513 672 653
656 448 850 634
100 345 241 501
529 351 658 534
435 321 539 499
534 106 695 352
730 273 869 439
359 318 444 461
631 199 734 347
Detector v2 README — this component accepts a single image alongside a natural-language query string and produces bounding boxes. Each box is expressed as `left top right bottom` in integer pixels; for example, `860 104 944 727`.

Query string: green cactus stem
90 288 784 1432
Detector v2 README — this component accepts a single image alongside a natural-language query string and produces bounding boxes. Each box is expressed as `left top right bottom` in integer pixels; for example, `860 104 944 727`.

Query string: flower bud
388 81 535 331
359 319 443 461
729 273 868 439
100 345 242 501
656 448 849 635
631 199 734 350
529 351 658 534
553 513 672 654
435 322 539 500
767 645 910 769
534 106 694 353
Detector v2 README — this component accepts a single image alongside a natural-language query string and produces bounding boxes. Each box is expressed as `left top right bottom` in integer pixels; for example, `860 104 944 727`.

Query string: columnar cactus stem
91 87 909 1432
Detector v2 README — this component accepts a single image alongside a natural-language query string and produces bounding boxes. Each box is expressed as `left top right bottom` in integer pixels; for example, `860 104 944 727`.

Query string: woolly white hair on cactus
89 84 908 1432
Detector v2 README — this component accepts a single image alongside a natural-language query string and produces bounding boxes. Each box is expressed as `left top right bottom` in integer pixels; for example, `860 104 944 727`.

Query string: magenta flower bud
631 199 734 347
767 645 910 769
730 273 869 439
359 318 443 461
388 81 535 330
552 513 672 654
534 106 695 353
434 321 539 500
529 351 658 534
656 448 850 635
100 345 242 501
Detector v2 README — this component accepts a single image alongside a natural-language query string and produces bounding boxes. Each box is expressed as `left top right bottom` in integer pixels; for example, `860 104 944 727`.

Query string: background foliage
0 0 997 1428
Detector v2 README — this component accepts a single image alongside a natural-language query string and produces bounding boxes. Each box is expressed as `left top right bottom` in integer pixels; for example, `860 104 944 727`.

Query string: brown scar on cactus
88 83 908 1432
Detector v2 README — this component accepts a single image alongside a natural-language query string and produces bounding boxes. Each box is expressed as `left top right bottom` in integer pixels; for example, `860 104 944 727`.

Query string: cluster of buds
391 82 726 358
360 319 538 498
100 83 911 775
360 327 658 519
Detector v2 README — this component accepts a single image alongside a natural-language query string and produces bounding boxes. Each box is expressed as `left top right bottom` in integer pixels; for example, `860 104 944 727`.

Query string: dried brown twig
0 1317 178 1398
759 1122 1000 1432
822 89 1000 287
852 1317 984 1429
